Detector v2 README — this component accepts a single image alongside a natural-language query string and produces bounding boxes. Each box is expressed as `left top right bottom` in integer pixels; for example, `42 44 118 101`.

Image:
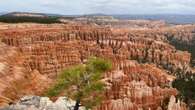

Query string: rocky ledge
0 96 85 110
1 95 185 110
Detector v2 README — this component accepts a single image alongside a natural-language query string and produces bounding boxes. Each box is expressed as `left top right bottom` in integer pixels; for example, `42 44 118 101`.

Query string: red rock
0 23 192 110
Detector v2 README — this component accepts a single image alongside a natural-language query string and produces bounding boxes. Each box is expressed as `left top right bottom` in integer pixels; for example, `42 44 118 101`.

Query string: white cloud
0 0 195 14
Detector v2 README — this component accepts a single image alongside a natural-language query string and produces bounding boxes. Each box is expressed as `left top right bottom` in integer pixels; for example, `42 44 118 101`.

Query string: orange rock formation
0 22 193 110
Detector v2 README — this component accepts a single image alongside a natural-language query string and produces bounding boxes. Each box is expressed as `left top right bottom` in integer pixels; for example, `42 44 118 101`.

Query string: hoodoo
0 18 194 110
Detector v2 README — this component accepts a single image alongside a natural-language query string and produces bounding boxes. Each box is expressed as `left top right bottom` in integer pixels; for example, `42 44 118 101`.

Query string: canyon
0 19 195 110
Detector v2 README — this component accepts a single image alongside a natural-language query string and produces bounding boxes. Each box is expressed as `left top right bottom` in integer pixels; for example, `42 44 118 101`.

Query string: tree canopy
172 73 195 109
46 57 112 110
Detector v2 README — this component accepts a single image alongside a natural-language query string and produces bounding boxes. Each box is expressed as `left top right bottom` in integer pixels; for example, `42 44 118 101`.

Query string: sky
0 0 195 15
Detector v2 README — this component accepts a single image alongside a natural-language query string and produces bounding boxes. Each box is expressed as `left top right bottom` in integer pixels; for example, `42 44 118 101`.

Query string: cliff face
163 25 195 67
97 64 177 110
112 24 195 67
0 42 50 106
0 23 193 110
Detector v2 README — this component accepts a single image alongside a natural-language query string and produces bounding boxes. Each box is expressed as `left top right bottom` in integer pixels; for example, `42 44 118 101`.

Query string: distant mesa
1 12 48 18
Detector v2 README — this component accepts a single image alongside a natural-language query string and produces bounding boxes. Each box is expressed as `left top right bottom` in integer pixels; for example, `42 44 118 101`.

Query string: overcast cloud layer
0 0 195 15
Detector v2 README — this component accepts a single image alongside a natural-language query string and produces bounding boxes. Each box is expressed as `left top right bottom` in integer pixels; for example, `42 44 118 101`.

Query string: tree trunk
74 99 80 110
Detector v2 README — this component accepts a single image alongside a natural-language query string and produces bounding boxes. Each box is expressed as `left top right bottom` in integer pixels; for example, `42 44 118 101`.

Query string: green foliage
169 40 195 66
0 16 61 24
86 57 112 73
172 73 195 109
46 57 112 109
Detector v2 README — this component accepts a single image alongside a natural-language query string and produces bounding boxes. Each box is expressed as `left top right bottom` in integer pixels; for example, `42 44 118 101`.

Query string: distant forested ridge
0 15 61 24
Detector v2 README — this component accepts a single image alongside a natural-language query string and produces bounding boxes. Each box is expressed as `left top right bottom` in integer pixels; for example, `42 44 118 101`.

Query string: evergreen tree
172 73 195 110
46 57 112 110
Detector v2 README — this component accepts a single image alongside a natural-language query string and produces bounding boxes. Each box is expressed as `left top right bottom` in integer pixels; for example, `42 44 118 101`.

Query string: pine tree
46 57 112 110
172 73 195 110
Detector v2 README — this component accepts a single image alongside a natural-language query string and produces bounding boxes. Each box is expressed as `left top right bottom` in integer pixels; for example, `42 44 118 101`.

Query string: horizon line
1 11 195 16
